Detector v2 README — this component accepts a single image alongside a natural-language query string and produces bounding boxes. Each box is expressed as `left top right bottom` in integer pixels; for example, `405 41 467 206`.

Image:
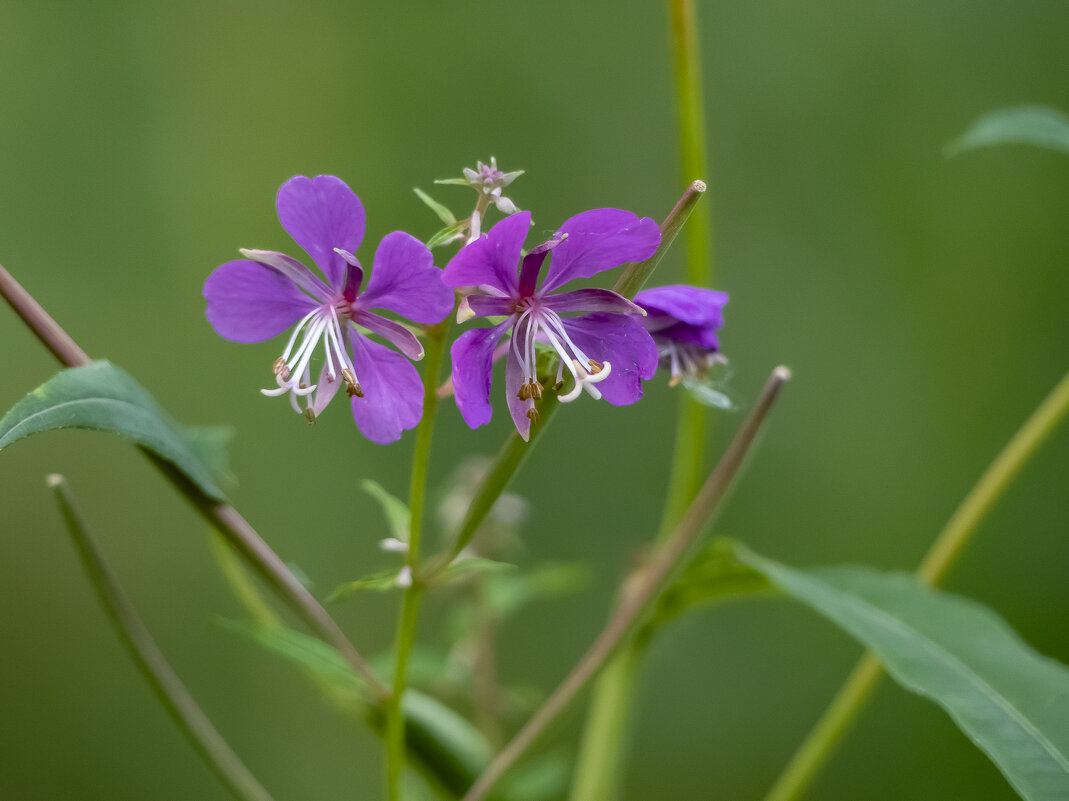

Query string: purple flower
442 209 661 440
635 283 729 390
203 175 455 444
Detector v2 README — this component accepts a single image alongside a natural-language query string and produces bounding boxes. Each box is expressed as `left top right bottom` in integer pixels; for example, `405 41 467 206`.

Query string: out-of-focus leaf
414 187 457 225
652 538 772 626
739 547 1069 801
947 105 1069 156
433 557 516 588
484 563 588 620
400 689 493 796
0 361 227 500
327 569 403 603
361 479 411 543
219 619 365 702
497 751 570 801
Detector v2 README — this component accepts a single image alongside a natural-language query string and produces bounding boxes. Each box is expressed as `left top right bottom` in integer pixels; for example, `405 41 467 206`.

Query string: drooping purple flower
203 175 455 444
635 284 729 390
442 209 661 440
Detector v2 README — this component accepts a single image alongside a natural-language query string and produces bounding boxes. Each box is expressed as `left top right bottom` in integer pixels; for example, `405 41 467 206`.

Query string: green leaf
0 361 227 500
426 220 468 250
327 569 403 603
652 538 772 626
433 557 516 588
361 479 411 543
738 547 1069 801
947 105 1069 156
413 187 457 225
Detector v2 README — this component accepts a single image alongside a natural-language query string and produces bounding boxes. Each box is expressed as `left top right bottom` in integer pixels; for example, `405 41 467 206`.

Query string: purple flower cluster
203 174 729 444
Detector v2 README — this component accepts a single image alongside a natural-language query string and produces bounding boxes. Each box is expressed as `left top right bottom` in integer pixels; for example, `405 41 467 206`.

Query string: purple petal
635 285 728 328
441 211 530 295
539 209 660 294
466 295 516 318
238 249 332 301
504 347 531 441
311 362 342 416
543 288 645 316
353 310 424 360
204 260 317 343
359 231 454 324
347 330 423 444
560 313 658 406
276 175 365 289
449 318 513 429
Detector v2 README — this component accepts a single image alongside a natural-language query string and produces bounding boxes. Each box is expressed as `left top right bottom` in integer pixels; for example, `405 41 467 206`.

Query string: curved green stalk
386 322 449 800
48 475 277 801
572 3 713 799
763 367 1069 801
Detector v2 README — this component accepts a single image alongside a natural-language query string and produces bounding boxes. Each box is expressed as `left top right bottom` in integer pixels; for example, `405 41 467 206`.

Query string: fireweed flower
203 175 454 444
443 209 661 440
635 284 731 406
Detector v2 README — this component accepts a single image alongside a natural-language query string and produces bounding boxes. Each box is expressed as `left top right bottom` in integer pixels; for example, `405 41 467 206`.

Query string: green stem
670 0 711 287
48 475 277 801
762 367 1069 801
572 3 713 799
386 322 449 800
570 642 646 801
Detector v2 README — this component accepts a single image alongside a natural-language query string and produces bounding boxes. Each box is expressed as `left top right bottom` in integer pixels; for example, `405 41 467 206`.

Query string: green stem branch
762 367 1069 801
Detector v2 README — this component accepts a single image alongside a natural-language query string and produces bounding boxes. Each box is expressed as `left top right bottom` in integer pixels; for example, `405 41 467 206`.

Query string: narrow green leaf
427 220 469 250
433 557 517 587
361 478 411 543
327 569 403 603
0 361 227 500
947 105 1069 156
739 548 1069 801
414 187 457 225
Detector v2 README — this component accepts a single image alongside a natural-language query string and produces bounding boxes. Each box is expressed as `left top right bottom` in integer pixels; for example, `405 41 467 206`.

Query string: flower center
510 303 612 416
261 299 361 418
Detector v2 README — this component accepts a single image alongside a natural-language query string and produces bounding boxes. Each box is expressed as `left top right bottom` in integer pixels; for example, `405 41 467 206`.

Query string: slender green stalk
670 0 711 287
462 367 790 801
570 642 645 801
386 323 449 800
613 180 707 300
47 474 277 801
763 367 1069 801
573 4 713 799
0 261 389 702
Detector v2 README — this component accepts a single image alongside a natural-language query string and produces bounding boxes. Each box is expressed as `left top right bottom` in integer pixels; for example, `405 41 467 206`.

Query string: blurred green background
1 1 1067 799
